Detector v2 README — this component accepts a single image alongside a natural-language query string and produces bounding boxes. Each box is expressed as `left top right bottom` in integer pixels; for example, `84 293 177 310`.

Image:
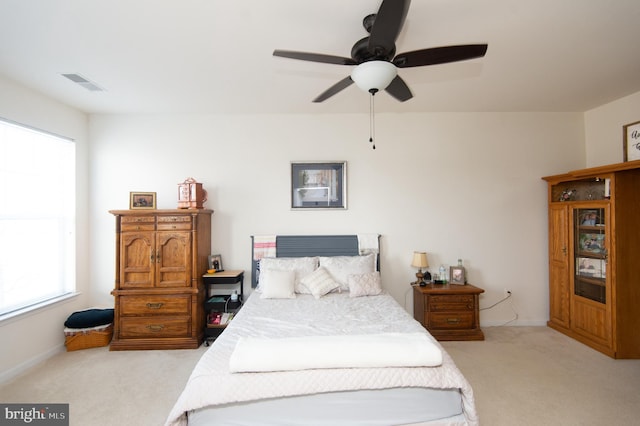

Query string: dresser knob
146 324 165 332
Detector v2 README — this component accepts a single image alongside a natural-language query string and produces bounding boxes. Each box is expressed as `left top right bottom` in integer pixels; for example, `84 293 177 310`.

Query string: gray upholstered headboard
251 235 380 288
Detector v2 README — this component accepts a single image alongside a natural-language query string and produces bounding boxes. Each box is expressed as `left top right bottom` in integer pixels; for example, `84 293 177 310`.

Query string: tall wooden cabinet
109 209 213 350
543 161 640 358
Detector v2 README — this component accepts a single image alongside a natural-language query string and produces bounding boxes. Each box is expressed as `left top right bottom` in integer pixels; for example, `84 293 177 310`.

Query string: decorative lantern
177 177 207 209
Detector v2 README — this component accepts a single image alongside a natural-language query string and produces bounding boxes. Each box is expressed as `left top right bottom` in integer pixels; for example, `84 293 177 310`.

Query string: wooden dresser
109 209 212 350
413 283 484 341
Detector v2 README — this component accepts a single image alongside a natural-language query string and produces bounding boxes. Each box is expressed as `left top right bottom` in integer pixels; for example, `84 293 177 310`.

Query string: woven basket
64 323 113 351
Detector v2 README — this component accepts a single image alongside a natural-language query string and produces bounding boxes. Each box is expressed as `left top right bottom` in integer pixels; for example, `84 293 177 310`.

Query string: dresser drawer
429 312 474 330
119 295 191 316
428 295 474 312
157 215 192 230
121 215 156 231
119 316 191 338
121 223 155 231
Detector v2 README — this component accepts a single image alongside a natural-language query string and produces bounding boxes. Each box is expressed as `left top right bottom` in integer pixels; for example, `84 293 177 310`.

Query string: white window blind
0 118 75 317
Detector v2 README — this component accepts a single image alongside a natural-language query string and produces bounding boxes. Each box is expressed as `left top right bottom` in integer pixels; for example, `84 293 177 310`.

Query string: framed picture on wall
130 192 156 209
291 161 347 209
623 120 640 162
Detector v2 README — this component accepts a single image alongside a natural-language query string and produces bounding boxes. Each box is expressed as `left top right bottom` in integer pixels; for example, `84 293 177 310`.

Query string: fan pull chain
369 89 377 150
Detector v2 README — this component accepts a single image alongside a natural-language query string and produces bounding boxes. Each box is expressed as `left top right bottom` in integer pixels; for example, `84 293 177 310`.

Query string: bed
166 235 478 426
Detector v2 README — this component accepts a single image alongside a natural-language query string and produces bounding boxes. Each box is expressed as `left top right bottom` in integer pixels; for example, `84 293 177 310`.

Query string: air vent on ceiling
61 73 104 92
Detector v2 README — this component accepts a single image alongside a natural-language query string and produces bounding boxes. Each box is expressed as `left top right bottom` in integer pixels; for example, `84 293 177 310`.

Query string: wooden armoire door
120 231 155 288
156 231 192 288
548 203 570 330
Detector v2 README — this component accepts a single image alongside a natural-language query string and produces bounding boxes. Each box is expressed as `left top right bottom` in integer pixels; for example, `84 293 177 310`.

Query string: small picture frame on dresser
449 266 465 284
130 192 156 209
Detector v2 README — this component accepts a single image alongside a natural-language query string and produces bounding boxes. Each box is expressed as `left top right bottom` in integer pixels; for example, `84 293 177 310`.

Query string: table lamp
411 251 430 286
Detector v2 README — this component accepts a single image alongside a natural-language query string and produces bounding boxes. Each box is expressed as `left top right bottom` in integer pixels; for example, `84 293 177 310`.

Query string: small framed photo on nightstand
208 254 223 271
450 266 465 284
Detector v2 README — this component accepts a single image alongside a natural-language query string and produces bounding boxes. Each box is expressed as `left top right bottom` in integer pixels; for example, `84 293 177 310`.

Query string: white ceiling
1 0 639 115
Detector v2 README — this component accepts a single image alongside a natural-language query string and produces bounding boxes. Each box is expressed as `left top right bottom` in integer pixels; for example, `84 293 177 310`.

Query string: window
0 118 75 318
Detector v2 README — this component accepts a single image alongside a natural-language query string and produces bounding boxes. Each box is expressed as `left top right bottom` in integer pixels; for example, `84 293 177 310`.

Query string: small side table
203 270 244 345
413 283 484 341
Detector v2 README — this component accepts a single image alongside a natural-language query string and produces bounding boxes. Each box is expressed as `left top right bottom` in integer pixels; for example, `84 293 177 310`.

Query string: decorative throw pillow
259 257 318 293
348 271 382 297
259 269 296 299
319 254 376 291
300 266 340 299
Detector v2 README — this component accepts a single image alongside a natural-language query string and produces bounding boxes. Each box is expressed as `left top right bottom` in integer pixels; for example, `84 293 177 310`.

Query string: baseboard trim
0 344 65 385
481 319 548 327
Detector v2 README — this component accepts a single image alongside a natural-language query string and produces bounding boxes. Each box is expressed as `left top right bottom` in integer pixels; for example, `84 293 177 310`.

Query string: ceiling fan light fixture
351 60 397 93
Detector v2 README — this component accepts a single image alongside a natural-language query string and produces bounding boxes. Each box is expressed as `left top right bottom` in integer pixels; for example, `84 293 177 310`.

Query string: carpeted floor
442 327 640 425
1 326 639 425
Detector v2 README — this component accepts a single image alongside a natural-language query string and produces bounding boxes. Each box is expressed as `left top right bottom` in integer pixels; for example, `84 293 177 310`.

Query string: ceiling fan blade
368 0 411 56
273 50 357 65
313 76 354 102
385 75 413 102
393 44 488 68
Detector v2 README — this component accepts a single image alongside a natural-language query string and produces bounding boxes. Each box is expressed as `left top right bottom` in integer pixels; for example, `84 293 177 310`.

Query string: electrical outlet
504 289 512 297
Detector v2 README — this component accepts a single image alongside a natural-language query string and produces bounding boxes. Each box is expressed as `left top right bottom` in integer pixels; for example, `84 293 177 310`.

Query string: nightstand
203 270 244 345
413 283 484 341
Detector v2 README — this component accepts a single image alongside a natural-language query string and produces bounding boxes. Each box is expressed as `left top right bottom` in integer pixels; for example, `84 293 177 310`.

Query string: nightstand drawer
120 316 191 338
120 295 191 315
429 312 474 329
429 295 474 312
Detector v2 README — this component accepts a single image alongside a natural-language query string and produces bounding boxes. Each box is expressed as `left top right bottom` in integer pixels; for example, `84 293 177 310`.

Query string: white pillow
319 254 376 291
259 269 296 299
300 266 340 299
259 257 318 293
348 271 382 297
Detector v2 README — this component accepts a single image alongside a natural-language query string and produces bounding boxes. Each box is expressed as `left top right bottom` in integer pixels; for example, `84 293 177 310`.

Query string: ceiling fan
273 0 488 103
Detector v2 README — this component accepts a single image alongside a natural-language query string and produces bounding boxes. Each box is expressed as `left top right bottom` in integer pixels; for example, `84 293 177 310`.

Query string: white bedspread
166 292 478 426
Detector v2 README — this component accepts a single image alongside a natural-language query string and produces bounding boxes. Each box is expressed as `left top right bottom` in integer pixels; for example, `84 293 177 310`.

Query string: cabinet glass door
574 207 607 303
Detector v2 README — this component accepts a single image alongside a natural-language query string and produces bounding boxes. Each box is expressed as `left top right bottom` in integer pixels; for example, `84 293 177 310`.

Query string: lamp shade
351 60 397 93
411 251 429 269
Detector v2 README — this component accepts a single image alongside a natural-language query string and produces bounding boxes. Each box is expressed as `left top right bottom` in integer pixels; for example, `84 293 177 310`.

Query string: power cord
480 291 511 311
497 305 519 326
404 286 413 310
481 291 519 326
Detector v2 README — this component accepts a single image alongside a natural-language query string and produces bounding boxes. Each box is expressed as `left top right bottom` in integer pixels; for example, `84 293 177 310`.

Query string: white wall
0 74 89 380
89 111 585 329
585 90 640 167
11 70 635 380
